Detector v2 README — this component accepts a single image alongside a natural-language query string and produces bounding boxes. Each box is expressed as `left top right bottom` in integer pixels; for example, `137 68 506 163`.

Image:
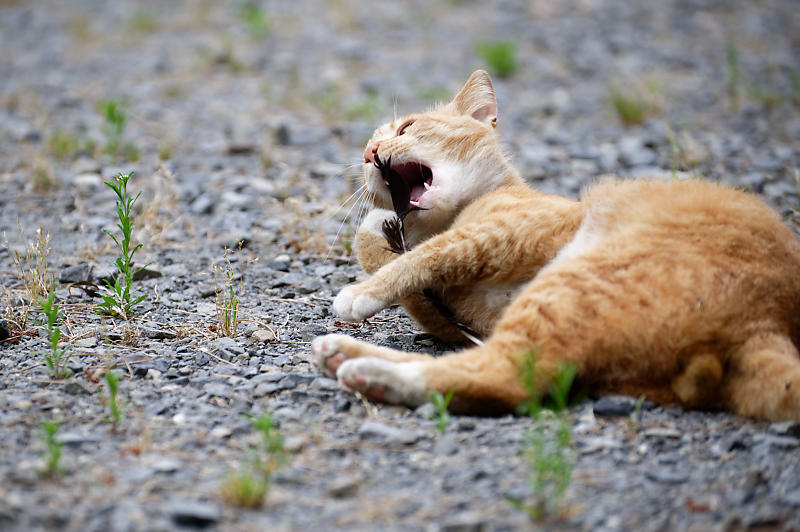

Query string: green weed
214 243 243 338
105 370 123 429
129 10 159 33
510 352 576 521
47 130 81 160
726 43 740 111
39 286 72 379
789 69 800 107
476 41 518 79
428 390 454 434
99 99 127 156
96 171 151 320
38 420 64 477
610 85 656 126
345 88 382 122
239 2 270 39
221 412 287 508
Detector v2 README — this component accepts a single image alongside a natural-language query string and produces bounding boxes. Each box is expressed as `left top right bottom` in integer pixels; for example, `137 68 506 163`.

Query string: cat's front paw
311 333 353 377
333 285 387 321
338 358 427 407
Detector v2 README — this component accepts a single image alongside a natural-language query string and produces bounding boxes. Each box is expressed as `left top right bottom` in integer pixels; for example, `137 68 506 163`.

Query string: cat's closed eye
397 120 415 136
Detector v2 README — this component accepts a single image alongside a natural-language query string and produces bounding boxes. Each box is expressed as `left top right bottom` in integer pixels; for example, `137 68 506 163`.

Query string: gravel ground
1 1 800 530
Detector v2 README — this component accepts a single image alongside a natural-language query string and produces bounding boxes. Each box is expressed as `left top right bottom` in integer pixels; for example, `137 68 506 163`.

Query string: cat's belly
442 283 524 337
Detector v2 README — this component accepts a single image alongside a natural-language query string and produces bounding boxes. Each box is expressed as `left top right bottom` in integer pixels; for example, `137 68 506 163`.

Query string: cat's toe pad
338 358 427 407
311 334 352 377
333 286 386 321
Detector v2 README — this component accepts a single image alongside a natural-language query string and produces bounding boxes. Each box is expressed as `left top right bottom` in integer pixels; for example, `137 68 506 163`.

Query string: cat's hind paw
338 358 427 407
333 285 387 322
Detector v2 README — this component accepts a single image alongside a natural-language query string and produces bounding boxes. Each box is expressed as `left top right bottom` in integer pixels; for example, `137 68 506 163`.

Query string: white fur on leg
333 285 387 321
359 208 396 238
338 358 428 407
310 333 351 377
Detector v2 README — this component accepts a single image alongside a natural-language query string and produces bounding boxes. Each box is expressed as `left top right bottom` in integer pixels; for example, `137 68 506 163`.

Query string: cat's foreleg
356 209 400 274
311 333 435 377
335 219 528 321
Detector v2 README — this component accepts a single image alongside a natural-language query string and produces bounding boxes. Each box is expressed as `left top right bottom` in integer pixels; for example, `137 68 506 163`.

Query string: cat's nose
364 141 380 164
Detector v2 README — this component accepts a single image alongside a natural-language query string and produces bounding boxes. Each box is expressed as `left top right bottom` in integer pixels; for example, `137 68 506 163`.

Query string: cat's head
361 70 522 238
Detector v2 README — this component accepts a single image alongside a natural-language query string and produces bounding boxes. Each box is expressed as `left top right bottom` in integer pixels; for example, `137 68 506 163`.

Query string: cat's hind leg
722 332 800 421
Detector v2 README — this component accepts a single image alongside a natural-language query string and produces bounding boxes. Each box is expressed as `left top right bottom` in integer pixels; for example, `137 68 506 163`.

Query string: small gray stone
59 263 93 283
645 467 689 484
139 326 177 339
300 324 328 341
0 320 9 341
190 194 214 215
752 433 799 449
327 476 361 498
357 420 424 445
63 381 91 395
593 395 642 417
166 500 221 527
251 328 275 343
414 403 436 419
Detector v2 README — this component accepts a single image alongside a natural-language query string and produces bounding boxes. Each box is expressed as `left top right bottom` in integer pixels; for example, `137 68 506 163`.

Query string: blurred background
1 0 799 250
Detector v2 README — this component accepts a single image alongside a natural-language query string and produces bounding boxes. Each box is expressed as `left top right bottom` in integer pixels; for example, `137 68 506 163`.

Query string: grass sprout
213 243 244 338
726 43 740 111
39 286 72 379
610 84 659 126
477 40 518 79
428 390 454 434
38 420 65 478
5 225 54 302
239 2 270 39
221 412 287 508
105 370 123 429
96 171 151 320
99 99 126 155
510 352 576 521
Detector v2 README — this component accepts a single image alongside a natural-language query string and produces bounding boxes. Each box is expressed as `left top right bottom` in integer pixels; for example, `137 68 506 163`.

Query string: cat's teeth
409 200 421 207
423 182 432 190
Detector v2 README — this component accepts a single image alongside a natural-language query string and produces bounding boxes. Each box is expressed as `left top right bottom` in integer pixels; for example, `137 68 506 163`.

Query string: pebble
166 500 221 527
251 329 276 342
59 263 93 283
357 420 424 445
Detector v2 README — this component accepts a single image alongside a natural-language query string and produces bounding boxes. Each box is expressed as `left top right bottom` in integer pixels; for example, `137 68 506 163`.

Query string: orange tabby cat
313 70 800 421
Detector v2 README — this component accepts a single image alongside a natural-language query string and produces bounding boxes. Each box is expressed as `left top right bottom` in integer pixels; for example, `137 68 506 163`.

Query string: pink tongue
410 184 425 202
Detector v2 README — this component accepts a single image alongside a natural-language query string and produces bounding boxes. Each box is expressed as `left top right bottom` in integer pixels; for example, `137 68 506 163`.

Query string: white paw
333 285 387 321
310 333 350 378
338 358 427 407
360 208 396 237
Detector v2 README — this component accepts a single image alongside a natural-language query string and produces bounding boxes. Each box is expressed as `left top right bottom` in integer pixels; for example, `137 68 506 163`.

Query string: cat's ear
449 70 498 127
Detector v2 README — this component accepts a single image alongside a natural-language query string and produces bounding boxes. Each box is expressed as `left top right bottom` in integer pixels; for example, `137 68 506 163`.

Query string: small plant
6 225 54 302
47 130 81 160
39 286 72 379
99 99 126 155
428 390 454 434
96 171 151 320
627 394 647 436
476 40 518 79
610 85 655 126
221 412 287 508
105 370 123 429
213 243 243 338
239 2 270 39
509 352 576 521
38 420 65 477
726 43 740 111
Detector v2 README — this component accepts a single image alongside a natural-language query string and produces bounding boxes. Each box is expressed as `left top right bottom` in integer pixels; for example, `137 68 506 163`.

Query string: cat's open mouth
373 154 433 218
